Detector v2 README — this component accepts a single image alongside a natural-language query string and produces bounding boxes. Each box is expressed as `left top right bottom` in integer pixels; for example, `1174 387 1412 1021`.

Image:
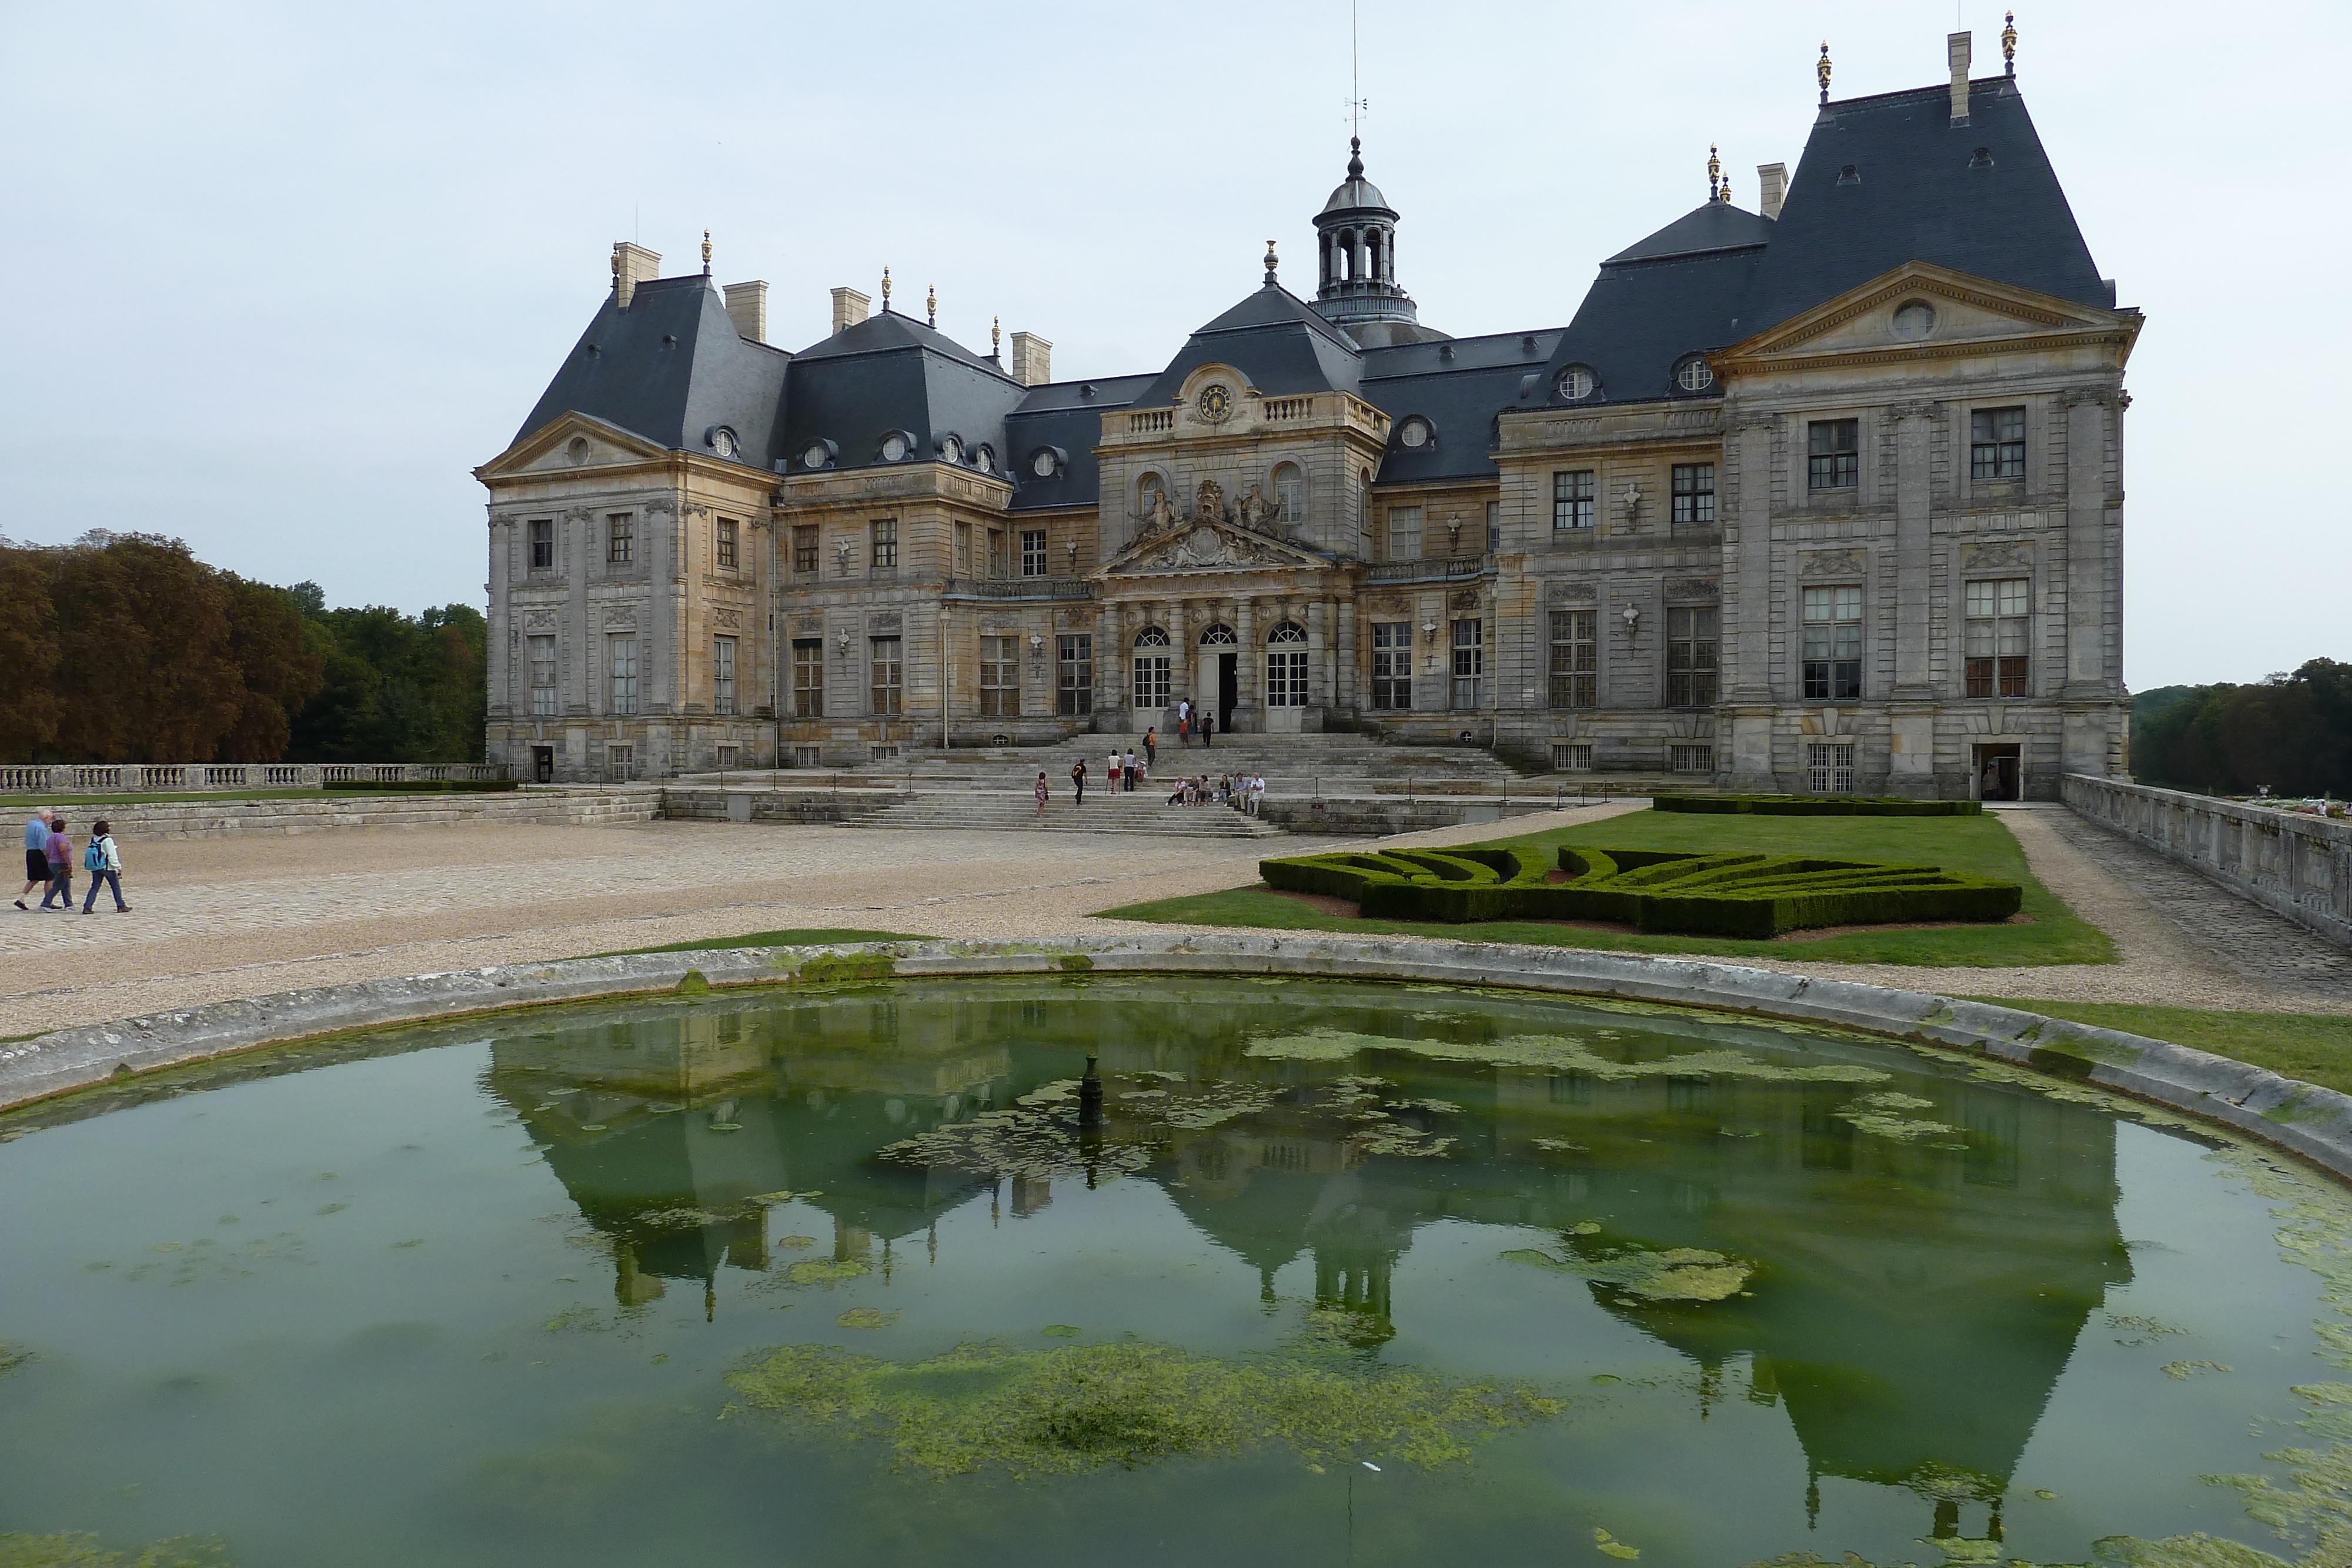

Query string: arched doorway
1198 624 1238 733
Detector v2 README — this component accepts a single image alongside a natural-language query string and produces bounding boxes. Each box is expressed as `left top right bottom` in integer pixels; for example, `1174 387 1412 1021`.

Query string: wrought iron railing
941 577 1097 601
1363 554 1494 584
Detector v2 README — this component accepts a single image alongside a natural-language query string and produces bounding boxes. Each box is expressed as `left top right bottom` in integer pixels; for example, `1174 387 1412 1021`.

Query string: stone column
1890 403 1936 699
1309 597 1330 710
1337 597 1358 712
1723 415 1779 789
566 506 592 716
486 513 512 731
2062 390 2114 696
1104 601 1126 724
1234 596 1256 729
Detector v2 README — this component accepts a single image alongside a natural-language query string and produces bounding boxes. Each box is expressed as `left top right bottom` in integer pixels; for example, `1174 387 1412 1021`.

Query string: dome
1319 139 1395 216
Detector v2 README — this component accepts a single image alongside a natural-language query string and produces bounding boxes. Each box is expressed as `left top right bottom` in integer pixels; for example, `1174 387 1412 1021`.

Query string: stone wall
2064 774 2352 950
50 788 660 841
658 787 905 825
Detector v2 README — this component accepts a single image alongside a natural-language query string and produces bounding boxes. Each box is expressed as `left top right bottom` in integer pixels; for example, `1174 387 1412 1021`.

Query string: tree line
2132 659 2352 799
0 532 485 765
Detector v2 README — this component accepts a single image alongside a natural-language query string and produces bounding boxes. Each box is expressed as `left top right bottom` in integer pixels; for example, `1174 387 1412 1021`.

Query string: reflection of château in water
489 985 2127 1534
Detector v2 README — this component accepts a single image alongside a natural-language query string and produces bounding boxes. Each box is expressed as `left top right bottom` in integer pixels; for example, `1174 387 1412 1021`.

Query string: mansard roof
1748 75 2112 325
1358 330 1563 483
1605 200 1776 265
777 307 1028 479
1131 282 1366 409
515 275 789 464
1004 374 1157 514
1519 228 1766 413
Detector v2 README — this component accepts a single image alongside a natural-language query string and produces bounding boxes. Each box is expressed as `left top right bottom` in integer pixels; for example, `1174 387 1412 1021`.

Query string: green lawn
592 927 929 958
1100 807 2112 968
1961 998 2352 1096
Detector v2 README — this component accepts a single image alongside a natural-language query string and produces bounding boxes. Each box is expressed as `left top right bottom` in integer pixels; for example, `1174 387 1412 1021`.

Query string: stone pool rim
4 934 2347 1179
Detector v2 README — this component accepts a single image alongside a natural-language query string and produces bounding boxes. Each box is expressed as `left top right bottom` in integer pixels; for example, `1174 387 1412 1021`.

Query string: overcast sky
3 1 2341 691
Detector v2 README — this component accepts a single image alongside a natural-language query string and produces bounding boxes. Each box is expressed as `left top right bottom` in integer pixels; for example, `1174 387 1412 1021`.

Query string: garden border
4 934 2347 1179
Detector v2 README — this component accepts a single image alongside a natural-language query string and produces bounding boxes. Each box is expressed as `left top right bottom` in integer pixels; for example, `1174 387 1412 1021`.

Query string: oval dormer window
801 442 830 470
1030 448 1060 479
1556 365 1598 402
939 434 963 466
1673 356 1715 393
880 432 910 463
974 444 995 473
709 426 740 460
1396 416 1433 450
1892 302 1937 340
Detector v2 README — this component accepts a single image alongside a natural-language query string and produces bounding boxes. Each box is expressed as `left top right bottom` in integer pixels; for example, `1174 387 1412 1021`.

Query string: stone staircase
853 784 1285 840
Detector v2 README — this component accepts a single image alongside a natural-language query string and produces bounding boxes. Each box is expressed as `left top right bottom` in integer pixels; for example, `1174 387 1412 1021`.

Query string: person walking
1124 748 1139 791
1069 757 1087 805
1177 700 1192 744
38 817 72 911
1107 749 1121 795
1143 728 1157 769
1200 710 1215 747
18 806 53 910
81 820 129 913
1034 771 1050 817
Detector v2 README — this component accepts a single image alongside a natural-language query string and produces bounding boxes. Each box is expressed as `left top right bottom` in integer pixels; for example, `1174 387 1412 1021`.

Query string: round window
801 443 829 470
1031 449 1058 479
1556 366 1596 402
1893 302 1936 340
1675 358 1715 393
1398 417 1431 449
940 434 963 465
710 426 739 459
880 433 910 463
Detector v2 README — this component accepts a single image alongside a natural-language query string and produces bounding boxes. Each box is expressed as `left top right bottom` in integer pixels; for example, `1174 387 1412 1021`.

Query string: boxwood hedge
1258 842 2020 939
1653 794 1982 817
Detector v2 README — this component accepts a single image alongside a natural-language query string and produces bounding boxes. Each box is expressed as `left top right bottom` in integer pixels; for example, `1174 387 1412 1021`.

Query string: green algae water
4 977 2351 1568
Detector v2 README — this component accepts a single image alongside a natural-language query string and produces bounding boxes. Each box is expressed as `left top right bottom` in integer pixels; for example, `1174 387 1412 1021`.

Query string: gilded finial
1262 238 1279 286
1717 171 1732 205
881 266 892 312
2002 11 2018 75
1708 142 1721 199
991 315 1001 361
701 228 711 275
1818 40 1833 103
926 285 937 328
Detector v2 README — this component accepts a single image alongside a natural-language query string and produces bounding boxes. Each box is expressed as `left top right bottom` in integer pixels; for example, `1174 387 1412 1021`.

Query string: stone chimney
723 280 769 343
612 242 660 309
1010 332 1052 387
1757 163 1788 221
830 286 870 336
1949 31 1973 123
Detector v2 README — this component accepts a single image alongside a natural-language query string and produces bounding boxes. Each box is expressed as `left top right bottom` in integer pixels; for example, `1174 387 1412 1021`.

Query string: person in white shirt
1124 748 1140 791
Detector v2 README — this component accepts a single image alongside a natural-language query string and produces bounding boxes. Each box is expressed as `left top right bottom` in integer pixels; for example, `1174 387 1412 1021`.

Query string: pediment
476 413 669 481
1099 518 1328 579
1722 262 2131 364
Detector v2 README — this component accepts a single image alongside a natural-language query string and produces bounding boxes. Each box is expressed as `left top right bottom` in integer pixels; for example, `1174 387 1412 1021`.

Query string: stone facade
477 36 2137 799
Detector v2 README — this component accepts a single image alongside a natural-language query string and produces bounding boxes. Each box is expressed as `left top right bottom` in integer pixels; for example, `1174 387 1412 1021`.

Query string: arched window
1272 463 1305 525
1137 472 1165 524
1132 626 1171 708
1199 623 1238 647
1266 622 1308 707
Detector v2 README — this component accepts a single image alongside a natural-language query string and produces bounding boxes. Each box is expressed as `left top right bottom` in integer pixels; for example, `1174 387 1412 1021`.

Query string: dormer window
938 433 963 465
1837 163 1860 185
1672 356 1715 393
1555 365 1598 402
707 425 739 460
1030 447 1063 479
1396 416 1434 450
801 440 834 471
879 432 911 463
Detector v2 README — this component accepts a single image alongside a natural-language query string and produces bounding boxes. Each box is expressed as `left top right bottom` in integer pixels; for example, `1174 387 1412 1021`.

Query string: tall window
528 634 557 716
1666 606 1719 706
791 638 824 718
1801 585 1863 700
979 636 1019 716
1265 623 1308 707
1371 622 1412 710
1971 407 2026 480
712 636 737 716
1552 470 1595 531
606 513 634 564
1808 743 1857 794
1132 626 1171 708
1485 499 1501 551
1020 529 1048 577
869 636 903 715
953 521 972 576
607 634 638 714
1965 578 2031 697
1057 634 1093 716
528 518 554 571
1451 620 1484 710
716 518 739 570
987 529 1008 578
1387 506 1422 561
1671 463 1716 525
1808 420 1859 491
1274 463 1304 525
870 519 897 570
793 525 818 575
1549 610 1596 707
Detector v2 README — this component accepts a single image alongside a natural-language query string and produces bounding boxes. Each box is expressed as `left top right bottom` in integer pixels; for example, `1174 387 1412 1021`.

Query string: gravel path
5 795 2342 1037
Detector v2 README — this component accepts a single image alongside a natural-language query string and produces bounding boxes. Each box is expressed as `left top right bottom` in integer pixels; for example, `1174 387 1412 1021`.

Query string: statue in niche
1235 484 1277 533
1191 478 1227 524
1445 513 1464 554
1138 485 1178 537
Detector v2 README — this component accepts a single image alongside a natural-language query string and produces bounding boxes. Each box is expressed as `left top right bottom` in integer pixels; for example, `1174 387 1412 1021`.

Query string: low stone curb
4 934 2346 1179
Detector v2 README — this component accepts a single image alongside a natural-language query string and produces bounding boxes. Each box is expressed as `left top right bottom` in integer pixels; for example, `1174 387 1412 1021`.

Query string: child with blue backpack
80 819 129 914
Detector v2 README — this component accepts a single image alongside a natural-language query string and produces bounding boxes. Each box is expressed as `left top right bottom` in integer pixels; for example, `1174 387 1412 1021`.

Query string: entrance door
532 746 554 784
1973 743 2022 802
1217 654 1238 733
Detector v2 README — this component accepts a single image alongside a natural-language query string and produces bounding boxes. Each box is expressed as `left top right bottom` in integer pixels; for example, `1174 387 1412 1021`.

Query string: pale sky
3 1 2341 691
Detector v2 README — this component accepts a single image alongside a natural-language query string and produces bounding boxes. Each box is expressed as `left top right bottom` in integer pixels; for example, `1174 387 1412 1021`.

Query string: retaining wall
659 787 906 825
6 934 2351 1182
2065 773 2352 950
36 787 660 841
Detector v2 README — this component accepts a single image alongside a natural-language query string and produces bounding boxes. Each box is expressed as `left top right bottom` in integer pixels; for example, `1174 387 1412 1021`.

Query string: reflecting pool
2 977 2349 1567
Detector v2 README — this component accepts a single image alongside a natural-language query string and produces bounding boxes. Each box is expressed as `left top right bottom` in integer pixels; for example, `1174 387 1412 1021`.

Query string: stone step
850 789 1286 838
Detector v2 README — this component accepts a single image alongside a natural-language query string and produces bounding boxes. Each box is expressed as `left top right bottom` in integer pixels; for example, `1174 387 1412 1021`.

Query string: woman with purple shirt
38 818 72 911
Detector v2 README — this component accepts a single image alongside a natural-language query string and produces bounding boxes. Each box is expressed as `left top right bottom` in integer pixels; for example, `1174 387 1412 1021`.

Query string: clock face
1195 383 1233 423
1031 449 1057 478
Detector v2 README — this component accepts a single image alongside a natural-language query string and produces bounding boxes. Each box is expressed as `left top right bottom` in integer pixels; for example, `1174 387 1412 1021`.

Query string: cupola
1311 138 1435 346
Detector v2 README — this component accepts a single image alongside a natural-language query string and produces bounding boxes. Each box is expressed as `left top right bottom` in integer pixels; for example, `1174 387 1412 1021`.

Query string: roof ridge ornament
1708 143 1722 200
1818 40 1833 104
1347 135 1364 180
2002 11 2018 76
991 315 1002 363
927 285 937 329
881 266 892 313
1263 239 1279 287
701 229 711 276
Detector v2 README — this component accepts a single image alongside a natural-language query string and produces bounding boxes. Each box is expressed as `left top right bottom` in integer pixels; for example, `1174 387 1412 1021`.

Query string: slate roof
515 275 790 464
776 307 1028 480
1747 75 2111 324
1004 374 1157 514
1359 330 1564 483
